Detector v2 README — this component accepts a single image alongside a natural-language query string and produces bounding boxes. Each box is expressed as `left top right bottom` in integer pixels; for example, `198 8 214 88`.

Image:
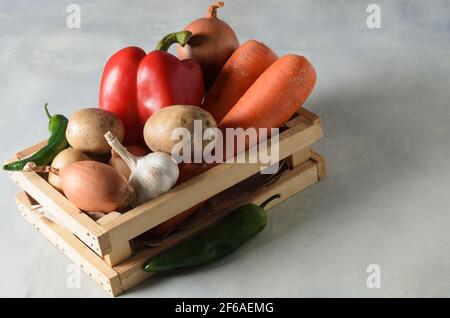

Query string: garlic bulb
105 132 179 205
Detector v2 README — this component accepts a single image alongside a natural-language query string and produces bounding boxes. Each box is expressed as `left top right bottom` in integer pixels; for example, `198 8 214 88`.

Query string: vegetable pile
4 2 316 271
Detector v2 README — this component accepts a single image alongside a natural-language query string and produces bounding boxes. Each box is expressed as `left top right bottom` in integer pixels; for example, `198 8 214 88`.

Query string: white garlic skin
103 131 179 206
130 152 179 205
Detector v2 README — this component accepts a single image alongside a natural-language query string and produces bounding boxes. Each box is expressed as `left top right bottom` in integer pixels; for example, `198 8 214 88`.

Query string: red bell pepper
99 31 204 145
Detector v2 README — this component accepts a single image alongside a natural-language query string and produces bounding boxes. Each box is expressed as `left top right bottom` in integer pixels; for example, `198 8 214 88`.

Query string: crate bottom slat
15 192 123 296
15 151 325 297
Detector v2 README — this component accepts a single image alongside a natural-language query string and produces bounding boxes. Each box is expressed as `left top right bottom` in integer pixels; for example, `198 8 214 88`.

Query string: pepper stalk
155 31 192 52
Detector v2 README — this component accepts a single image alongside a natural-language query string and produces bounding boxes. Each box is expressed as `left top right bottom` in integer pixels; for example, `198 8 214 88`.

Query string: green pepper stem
155 31 192 52
44 103 52 119
260 194 281 209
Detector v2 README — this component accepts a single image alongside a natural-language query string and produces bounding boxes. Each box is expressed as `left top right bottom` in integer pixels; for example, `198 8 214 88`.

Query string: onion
54 161 135 213
177 1 239 89
48 148 91 192
109 145 150 179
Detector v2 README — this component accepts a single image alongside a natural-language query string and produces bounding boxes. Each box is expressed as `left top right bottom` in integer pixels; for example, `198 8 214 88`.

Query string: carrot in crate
202 40 278 123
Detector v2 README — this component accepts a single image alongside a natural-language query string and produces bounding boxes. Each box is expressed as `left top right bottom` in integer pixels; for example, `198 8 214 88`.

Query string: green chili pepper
3 104 69 171
143 194 281 273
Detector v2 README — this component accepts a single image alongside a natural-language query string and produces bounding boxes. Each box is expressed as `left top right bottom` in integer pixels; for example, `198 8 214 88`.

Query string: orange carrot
219 54 316 131
202 40 278 123
165 55 316 197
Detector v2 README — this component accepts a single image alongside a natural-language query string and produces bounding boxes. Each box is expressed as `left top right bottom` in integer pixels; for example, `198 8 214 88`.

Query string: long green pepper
3 104 69 171
144 194 281 273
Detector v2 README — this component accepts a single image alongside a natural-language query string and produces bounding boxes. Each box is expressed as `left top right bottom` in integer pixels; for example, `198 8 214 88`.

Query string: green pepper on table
144 194 281 273
3 104 69 171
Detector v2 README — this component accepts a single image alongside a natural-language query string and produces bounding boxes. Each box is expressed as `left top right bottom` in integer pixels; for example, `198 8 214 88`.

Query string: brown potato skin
144 105 217 155
66 108 124 154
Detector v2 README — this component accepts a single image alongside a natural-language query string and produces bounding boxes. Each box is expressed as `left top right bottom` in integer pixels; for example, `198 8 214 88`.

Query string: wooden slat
297 107 321 124
287 147 311 169
249 160 319 207
310 150 326 180
15 192 123 296
15 151 325 296
103 240 132 267
9 171 111 255
97 212 122 226
9 107 325 297
114 159 320 291
97 212 132 266
15 140 48 159
102 119 323 247
284 115 312 130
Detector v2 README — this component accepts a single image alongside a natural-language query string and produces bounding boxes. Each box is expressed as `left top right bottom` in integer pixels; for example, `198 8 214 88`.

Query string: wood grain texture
15 192 123 296
9 108 325 296
103 118 323 247
14 140 48 160
9 170 111 255
103 240 132 267
14 151 325 296
310 150 326 180
114 158 321 292
297 107 321 124
287 147 311 168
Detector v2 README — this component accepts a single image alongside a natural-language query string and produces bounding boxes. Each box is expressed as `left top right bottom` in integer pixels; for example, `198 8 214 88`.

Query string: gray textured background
1 0 450 297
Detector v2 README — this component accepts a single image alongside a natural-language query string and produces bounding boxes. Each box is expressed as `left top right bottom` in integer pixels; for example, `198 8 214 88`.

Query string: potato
48 148 91 192
144 105 217 156
66 108 124 154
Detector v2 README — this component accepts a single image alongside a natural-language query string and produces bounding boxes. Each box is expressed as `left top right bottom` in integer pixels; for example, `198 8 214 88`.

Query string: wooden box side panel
8 108 323 267
115 158 322 292
15 151 326 297
8 147 111 256
103 116 323 248
15 192 123 296
10 171 111 255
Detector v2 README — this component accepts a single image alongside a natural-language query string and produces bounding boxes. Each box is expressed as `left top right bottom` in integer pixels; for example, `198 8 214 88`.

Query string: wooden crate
8 107 325 296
